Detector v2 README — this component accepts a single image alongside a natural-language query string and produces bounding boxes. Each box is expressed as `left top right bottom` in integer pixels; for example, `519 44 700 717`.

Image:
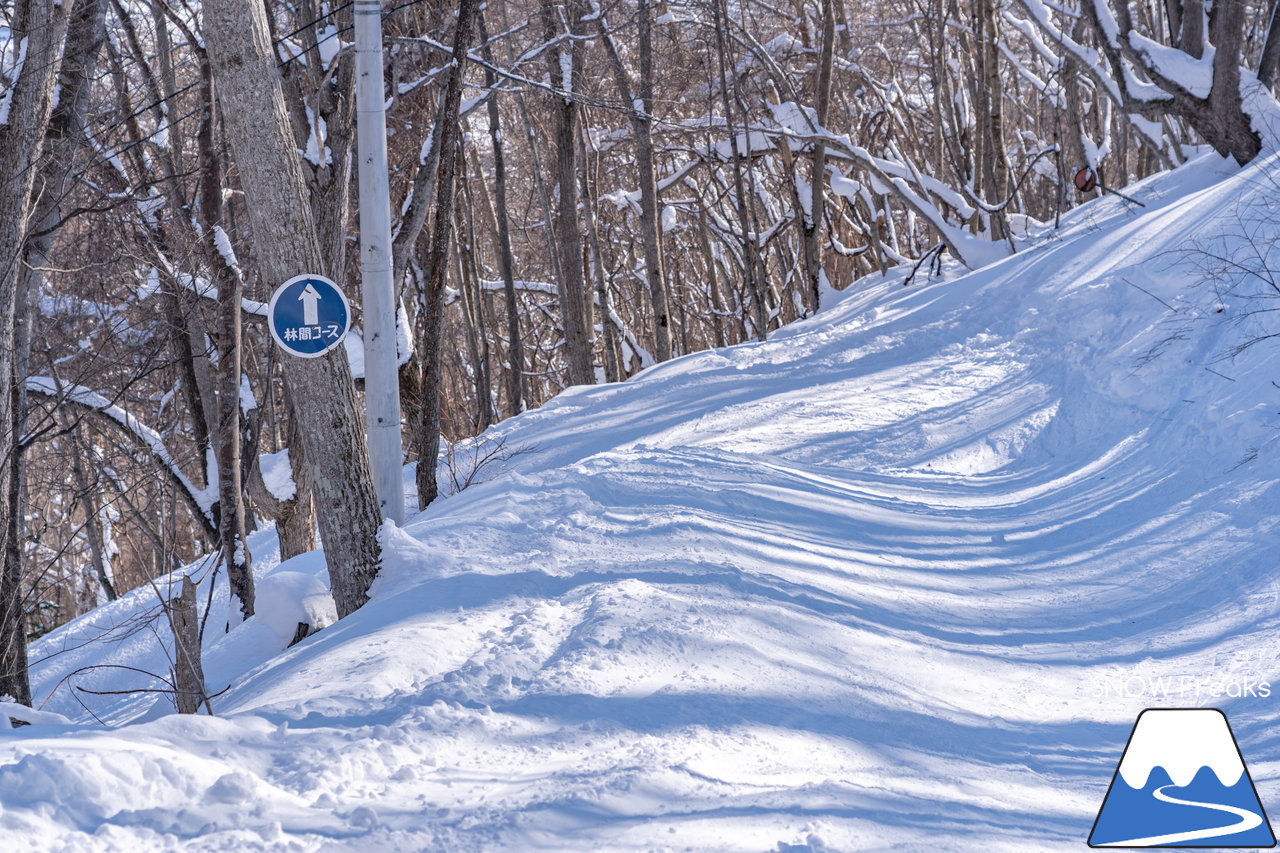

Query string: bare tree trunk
170 575 207 714
214 259 253 621
454 186 493 430
712 0 769 340
478 10 525 415
802 0 836 313
166 291 215 489
635 0 670 359
594 0 673 361
69 435 118 602
1165 0 1183 43
1261 0 1280 91
1259 0 1280 91
113 3 220 483
1081 0 1259 165
454 169 494 430
579 132 623 383
203 0 382 618
248 387 316 561
278 3 356 286
413 0 478 510
412 256 447 508
0 0 70 708
472 144 526 413
1 395 30 707
9 0 115 659
544 0 596 385
19 0 109 411
1206 0 1251 156
975 0 1010 239
695 204 729 349
1059 17 1092 198
498 0 567 382
1180 0 1205 58
197 56 255 623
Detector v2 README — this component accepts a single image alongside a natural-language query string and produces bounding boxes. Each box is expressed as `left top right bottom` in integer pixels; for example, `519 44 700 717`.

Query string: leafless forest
1 0 1278 705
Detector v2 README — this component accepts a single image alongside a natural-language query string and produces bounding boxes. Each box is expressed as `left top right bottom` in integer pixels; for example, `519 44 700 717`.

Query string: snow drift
6 151 1280 851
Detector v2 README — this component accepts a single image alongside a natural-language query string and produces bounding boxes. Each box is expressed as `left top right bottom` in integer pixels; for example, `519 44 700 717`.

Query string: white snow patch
253 571 338 647
317 24 341 69
239 374 257 414
0 36 27 126
212 225 238 270
259 450 296 502
830 169 862 201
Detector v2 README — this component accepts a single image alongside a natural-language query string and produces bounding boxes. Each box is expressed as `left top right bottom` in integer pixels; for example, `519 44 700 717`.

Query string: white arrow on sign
299 283 321 326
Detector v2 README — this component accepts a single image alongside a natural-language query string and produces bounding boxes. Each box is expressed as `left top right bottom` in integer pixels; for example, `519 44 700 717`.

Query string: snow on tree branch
25 376 218 535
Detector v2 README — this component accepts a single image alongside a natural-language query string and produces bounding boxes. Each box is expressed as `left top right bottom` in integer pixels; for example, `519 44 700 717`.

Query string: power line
100 0 441 162
95 0 355 151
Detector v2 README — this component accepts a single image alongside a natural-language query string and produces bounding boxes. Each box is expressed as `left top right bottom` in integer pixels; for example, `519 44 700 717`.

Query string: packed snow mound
8 152 1280 851
254 571 338 646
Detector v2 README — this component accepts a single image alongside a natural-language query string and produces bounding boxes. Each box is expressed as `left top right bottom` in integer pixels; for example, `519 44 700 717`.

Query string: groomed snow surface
7 152 1280 851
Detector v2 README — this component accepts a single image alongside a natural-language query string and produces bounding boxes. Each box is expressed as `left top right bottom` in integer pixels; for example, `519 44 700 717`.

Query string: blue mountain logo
1089 708 1276 847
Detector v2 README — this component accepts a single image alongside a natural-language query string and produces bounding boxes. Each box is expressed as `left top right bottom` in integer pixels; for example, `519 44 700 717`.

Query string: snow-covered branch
25 376 218 538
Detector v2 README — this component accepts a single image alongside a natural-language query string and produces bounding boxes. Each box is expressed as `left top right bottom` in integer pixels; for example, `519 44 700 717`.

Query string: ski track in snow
5 153 1280 850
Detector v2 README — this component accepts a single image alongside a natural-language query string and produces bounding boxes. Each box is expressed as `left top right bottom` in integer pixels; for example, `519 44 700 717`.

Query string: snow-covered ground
6 152 1280 851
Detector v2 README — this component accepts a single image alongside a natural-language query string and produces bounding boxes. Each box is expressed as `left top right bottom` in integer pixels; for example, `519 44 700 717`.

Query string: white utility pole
353 0 405 524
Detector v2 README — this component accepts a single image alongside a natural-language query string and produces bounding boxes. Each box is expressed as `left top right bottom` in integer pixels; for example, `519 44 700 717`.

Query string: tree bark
712 0 769 339
411 255 447 508
543 0 596 384
803 0 836 313
975 0 1010 239
196 52 255 623
413 0 478 510
1206 0 1247 148
1164 0 1183 44
454 182 494 430
695 203 729 349
111 4 222 500
1180 0 1205 58
248 386 317 562
1081 0 1259 164
1260 0 1280 91
12 0 114 635
213 254 254 622
594 0 673 362
1 397 30 707
578 133 623 383
0 0 71 708
477 10 525 415
391 90 447 294
1059 16 1093 202
69 434 118 603
170 575 207 714
203 0 383 618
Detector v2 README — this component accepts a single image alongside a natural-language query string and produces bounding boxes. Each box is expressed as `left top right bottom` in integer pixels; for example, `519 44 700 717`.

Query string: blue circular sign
267 274 351 358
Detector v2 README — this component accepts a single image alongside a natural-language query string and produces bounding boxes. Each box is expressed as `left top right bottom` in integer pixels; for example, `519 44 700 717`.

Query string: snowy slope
7 152 1280 851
